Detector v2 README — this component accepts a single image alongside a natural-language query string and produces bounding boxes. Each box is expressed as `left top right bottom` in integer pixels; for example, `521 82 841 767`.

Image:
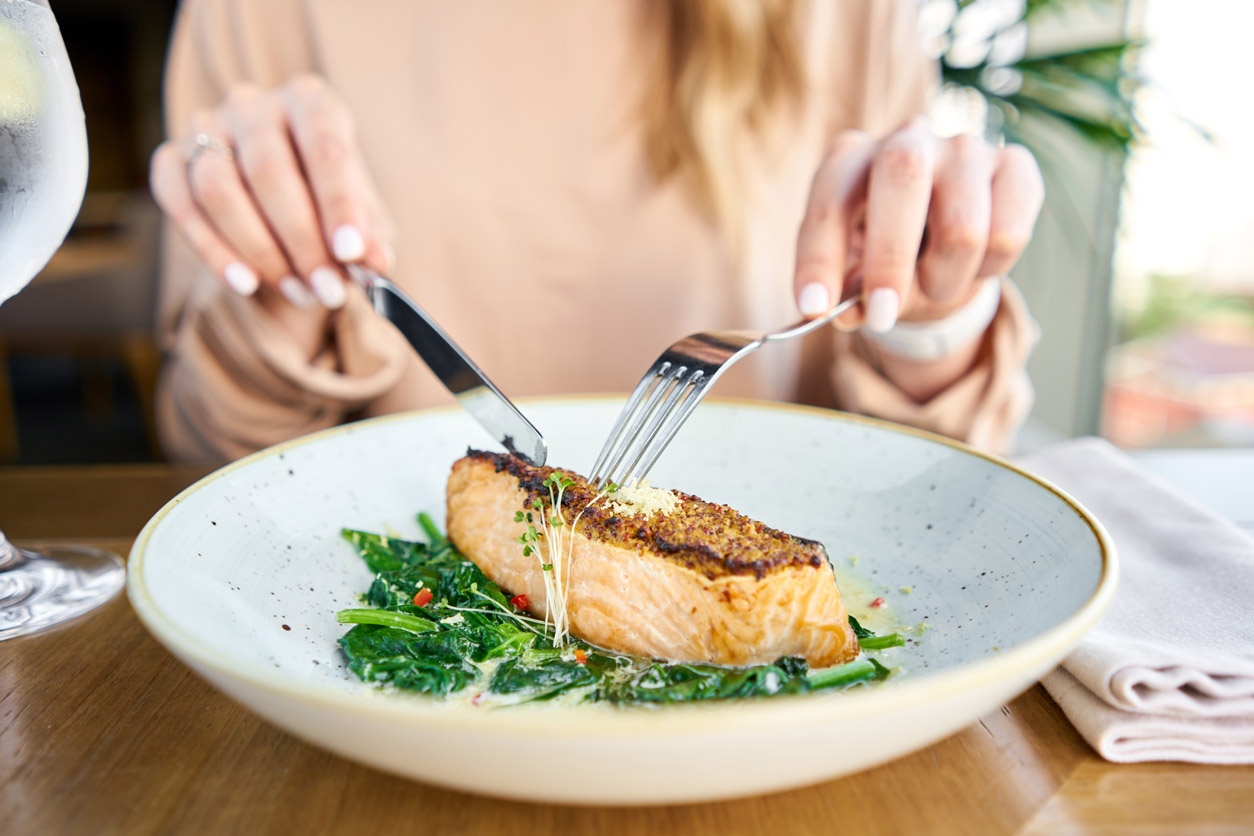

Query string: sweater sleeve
154 0 409 462
830 278 1039 455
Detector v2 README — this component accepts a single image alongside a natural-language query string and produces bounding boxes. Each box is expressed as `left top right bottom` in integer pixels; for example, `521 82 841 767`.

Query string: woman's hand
151 75 393 354
792 117 1044 399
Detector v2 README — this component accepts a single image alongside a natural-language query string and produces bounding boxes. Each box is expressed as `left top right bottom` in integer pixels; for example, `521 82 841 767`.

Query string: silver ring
185 132 234 176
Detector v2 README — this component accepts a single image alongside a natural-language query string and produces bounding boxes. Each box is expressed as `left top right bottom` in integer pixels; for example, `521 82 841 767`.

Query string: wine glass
0 0 125 640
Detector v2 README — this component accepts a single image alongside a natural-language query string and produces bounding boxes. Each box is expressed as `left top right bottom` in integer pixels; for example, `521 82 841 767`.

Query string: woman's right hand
151 75 394 351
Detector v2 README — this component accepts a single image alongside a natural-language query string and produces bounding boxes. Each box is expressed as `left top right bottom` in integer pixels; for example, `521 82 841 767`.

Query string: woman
150 0 1042 463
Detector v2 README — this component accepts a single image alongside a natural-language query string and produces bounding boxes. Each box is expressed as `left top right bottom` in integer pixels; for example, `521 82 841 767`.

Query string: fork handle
762 289 861 344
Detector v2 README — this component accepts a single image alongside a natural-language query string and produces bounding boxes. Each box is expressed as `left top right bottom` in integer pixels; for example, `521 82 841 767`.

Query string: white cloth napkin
1016 437 1254 764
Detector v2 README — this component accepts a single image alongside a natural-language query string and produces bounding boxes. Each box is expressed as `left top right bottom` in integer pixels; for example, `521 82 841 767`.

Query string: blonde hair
642 0 805 243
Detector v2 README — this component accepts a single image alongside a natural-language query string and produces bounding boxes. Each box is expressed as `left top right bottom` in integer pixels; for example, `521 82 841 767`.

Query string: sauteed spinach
335 514 900 706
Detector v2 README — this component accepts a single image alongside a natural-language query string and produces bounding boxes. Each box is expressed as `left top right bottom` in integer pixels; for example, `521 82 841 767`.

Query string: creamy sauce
832 567 907 637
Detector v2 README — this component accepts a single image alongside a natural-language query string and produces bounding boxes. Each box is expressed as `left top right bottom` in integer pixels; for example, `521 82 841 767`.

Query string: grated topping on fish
604 480 681 519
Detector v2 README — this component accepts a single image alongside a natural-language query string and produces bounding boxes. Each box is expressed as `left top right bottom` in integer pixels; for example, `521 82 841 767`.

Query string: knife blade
347 265 547 466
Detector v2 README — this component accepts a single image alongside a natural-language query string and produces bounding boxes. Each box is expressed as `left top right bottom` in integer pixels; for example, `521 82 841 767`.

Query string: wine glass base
0 544 126 641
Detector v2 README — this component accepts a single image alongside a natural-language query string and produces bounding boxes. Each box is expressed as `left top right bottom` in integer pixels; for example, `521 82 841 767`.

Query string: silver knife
347 265 547 466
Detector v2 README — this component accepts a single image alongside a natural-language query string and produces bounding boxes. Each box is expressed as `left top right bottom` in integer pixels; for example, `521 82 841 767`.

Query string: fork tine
612 369 704 487
588 362 669 484
590 299 853 488
600 364 688 485
622 374 712 486
590 362 685 487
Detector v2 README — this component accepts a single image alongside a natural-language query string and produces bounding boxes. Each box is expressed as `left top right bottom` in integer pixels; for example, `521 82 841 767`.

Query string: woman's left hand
792 117 1044 334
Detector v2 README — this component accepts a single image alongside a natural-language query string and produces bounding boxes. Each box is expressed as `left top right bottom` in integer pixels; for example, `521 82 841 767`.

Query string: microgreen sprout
512 470 616 647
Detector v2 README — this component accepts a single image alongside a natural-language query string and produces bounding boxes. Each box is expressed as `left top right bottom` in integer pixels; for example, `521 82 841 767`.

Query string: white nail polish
865 288 900 334
278 276 316 309
223 262 259 296
331 225 365 262
310 266 347 309
797 282 832 317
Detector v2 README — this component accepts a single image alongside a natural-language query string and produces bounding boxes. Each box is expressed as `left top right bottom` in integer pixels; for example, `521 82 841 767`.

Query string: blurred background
0 0 1249 465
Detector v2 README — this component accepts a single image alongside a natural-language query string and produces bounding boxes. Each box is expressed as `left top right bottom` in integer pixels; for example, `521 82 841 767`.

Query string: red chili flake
574 649 588 665
870 597 886 609
510 594 531 610
413 589 434 607
471 693 484 706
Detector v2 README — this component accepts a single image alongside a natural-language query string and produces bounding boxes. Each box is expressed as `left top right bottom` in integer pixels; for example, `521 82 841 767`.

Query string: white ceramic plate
128 398 1116 805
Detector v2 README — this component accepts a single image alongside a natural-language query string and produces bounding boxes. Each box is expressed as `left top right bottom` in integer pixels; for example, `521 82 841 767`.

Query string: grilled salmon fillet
445 450 858 668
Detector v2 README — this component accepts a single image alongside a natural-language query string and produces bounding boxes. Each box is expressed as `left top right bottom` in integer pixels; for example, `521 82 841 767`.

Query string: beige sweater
156 0 1036 463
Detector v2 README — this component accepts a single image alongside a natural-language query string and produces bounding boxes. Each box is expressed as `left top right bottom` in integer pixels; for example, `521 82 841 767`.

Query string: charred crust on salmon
462 449 831 581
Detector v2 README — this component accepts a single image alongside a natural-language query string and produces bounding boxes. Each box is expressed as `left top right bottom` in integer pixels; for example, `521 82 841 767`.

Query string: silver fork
588 287 861 489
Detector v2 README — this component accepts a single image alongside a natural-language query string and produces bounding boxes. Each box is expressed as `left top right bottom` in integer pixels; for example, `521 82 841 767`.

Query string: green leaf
848 614 874 640
338 624 479 695
489 656 599 702
336 608 438 633
938 1 1164 167
598 660 810 703
858 634 907 650
417 512 446 546
341 529 425 573
848 615 905 650
776 656 809 678
806 658 890 690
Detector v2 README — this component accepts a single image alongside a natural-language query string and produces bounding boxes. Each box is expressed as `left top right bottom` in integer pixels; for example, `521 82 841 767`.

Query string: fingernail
797 282 832 316
381 242 397 273
278 276 316 309
310 266 347 309
865 288 900 333
331 224 365 262
223 262 259 296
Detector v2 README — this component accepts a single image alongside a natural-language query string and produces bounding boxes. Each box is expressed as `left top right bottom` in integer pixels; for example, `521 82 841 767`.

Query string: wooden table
2 463 1252 835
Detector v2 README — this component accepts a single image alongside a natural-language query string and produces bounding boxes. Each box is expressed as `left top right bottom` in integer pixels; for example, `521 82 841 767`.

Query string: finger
361 189 397 274
862 118 937 332
281 75 375 266
978 143 1045 278
360 238 395 276
917 134 993 304
224 85 345 308
184 109 295 291
832 213 868 330
150 140 259 296
365 241 396 275
793 130 875 321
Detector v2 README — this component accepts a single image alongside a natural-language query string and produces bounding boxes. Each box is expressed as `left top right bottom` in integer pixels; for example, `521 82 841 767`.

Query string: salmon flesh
445 450 858 668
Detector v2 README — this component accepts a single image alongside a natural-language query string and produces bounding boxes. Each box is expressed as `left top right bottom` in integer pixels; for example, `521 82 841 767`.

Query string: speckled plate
127 397 1116 805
